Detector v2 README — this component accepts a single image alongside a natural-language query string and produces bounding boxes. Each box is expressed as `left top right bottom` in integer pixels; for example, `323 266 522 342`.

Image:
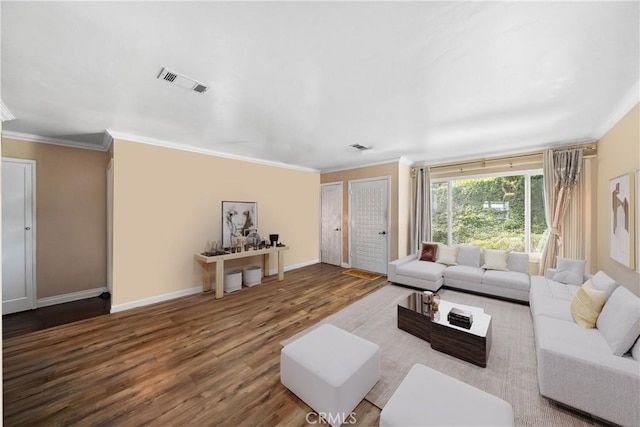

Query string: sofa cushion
482 249 509 271
481 270 529 291
597 286 640 356
507 252 529 274
570 279 607 328
553 257 586 285
396 260 447 282
591 271 619 299
530 275 578 301
444 265 484 283
530 295 574 322
419 242 438 262
436 244 458 266
632 337 640 361
534 314 613 357
456 245 482 268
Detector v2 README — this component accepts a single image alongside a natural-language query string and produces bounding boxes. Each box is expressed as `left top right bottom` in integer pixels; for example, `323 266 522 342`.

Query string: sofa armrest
388 253 419 277
389 253 419 267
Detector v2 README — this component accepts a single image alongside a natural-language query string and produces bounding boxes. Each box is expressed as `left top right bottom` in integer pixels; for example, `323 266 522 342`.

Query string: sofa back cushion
553 257 586 285
419 242 438 262
596 286 640 356
456 245 482 267
591 271 619 299
632 337 640 361
507 252 529 274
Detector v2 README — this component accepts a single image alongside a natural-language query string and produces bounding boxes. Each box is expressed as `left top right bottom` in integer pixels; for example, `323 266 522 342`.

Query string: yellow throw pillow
570 279 607 328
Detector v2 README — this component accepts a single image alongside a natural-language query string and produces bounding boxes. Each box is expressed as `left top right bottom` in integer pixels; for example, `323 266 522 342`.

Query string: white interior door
349 177 389 275
321 182 342 266
2 158 36 314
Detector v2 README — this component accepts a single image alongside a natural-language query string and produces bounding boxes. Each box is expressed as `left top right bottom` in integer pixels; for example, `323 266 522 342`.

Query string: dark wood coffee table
397 293 492 367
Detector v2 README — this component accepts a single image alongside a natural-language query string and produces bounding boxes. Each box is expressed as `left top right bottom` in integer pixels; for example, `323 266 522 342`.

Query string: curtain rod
416 142 597 171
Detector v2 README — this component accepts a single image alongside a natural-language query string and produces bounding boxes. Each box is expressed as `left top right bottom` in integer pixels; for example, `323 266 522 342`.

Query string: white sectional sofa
530 269 640 427
388 244 531 302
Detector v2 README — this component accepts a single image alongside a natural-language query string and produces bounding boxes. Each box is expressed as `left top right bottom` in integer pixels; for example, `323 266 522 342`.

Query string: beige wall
596 103 640 295
321 161 403 265
2 138 109 298
111 139 320 306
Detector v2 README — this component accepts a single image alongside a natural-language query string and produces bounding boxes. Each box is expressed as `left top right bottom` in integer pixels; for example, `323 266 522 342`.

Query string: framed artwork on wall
222 201 257 248
609 173 634 269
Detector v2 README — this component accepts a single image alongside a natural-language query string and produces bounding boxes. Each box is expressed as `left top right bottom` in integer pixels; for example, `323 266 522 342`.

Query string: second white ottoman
380 363 513 426
281 324 380 427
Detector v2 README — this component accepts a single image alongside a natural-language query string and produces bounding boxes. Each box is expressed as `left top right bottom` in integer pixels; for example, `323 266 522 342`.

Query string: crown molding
398 156 415 166
106 130 320 174
592 79 640 139
321 157 409 174
0 100 16 122
1 130 110 151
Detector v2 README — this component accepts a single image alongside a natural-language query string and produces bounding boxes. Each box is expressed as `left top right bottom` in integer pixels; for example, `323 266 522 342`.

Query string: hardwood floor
2 295 111 339
3 264 387 426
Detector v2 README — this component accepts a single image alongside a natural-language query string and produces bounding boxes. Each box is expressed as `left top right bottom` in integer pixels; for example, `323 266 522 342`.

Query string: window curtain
539 148 584 274
410 167 431 252
561 156 594 272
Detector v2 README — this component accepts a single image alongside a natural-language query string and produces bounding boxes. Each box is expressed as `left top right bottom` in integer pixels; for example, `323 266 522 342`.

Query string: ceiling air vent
157 67 209 94
350 143 371 151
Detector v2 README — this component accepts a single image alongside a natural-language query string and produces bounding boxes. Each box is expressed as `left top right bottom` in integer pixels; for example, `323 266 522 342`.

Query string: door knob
378 231 386 235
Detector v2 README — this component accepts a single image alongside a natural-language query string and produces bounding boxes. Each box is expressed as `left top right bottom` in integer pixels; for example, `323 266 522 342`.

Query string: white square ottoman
380 364 513 427
281 324 380 427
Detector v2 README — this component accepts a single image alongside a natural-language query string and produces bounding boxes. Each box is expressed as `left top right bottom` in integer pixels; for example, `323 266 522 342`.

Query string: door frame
106 159 113 295
320 181 343 267
347 175 391 273
2 157 37 312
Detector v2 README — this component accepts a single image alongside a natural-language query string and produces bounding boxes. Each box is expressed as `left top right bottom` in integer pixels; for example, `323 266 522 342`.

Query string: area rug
341 269 382 281
282 285 602 426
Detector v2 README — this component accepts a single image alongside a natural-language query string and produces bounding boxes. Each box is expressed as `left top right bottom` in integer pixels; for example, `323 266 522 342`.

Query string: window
430 171 546 253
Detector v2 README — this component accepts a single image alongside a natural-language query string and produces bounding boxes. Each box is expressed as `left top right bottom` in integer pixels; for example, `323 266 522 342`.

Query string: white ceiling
1 1 638 171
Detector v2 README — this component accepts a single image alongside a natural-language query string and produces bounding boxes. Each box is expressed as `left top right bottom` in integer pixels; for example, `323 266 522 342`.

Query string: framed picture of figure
610 174 634 269
222 201 257 248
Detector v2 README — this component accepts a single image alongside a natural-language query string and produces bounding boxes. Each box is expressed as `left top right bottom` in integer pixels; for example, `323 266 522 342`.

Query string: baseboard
268 259 319 276
110 286 202 313
341 262 351 268
37 286 108 308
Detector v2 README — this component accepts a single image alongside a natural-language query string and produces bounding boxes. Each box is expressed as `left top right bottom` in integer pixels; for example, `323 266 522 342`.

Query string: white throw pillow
591 271 619 299
553 257 586 285
482 249 509 271
436 244 458 266
596 286 640 356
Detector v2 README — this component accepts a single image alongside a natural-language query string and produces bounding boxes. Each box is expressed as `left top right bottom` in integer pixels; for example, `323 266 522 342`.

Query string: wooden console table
194 246 289 299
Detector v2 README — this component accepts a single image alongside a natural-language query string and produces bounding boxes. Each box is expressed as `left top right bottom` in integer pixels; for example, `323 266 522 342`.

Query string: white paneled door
2 158 36 314
320 182 342 266
349 177 389 275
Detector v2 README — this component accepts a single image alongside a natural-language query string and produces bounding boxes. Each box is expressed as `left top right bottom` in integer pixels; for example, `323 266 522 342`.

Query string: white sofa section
388 245 530 302
530 270 640 427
